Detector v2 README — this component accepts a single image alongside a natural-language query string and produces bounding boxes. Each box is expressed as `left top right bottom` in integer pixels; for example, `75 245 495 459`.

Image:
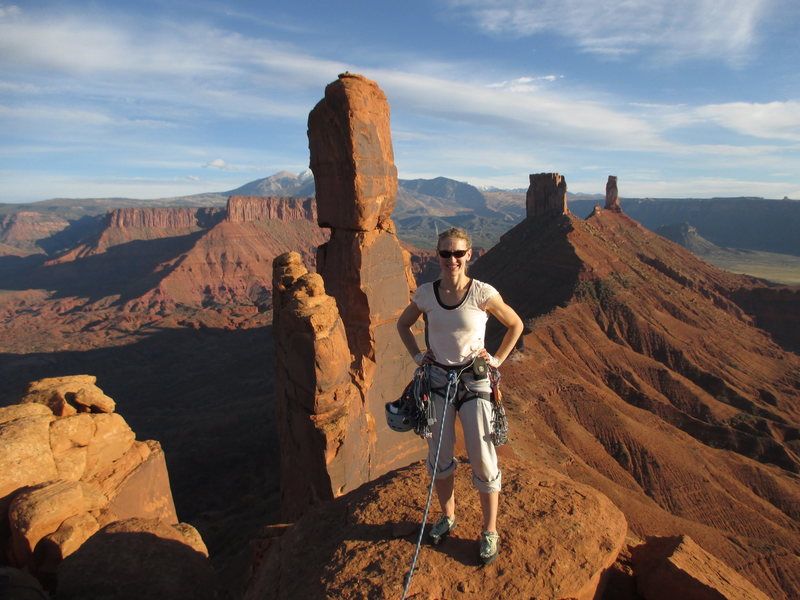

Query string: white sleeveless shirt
412 279 499 366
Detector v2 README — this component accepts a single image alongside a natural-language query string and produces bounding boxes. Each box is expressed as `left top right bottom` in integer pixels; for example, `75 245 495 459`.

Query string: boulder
0 404 57 509
8 479 106 565
73 386 115 413
632 535 771 600
57 518 218 600
84 412 135 479
36 512 101 576
22 375 115 416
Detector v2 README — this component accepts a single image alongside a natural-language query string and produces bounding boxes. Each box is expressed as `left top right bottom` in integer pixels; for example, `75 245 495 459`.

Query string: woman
397 227 523 564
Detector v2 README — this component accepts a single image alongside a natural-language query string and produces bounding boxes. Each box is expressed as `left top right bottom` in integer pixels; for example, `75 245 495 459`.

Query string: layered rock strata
106 207 223 229
0 375 206 592
226 196 316 223
273 73 423 520
526 172 569 217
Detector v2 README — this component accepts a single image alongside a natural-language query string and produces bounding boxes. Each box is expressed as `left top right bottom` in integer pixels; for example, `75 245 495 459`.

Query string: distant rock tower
526 173 569 217
273 73 423 520
605 175 621 211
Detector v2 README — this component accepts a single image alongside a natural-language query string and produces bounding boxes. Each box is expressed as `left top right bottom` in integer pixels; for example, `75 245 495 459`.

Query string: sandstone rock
243 459 628 600
273 73 425 520
73 386 116 413
21 387 76 416
36 512 100 575
8 479 107 565
632 535 770 600
84 412 136 479
526 172 569 217
0 402 53 423
172 522 209 557
0 404 57 506
272 251 308 317
273 259 369 519
96 440 178 526
308 72 397 231
57 518 218 600
49 412 94 453
52 446 88 481
26 374 97 391
22 375 113 416
605 175 622 211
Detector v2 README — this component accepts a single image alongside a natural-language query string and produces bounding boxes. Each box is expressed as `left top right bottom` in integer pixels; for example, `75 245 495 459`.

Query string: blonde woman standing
397 227 523 564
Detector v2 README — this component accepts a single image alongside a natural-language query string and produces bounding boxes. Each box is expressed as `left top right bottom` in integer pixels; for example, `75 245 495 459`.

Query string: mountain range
3 171 800 259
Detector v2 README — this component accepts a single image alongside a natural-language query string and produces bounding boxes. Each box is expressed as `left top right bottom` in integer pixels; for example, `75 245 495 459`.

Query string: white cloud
378 69 667 151
204 158 236 171
487 75 563 93
447 0 772 64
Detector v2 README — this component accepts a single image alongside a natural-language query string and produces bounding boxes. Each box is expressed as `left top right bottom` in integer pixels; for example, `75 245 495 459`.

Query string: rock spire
605 175 621 211
273 73 423 520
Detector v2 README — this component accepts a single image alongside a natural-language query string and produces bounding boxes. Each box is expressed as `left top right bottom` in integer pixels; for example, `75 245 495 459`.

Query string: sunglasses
438 249 469 259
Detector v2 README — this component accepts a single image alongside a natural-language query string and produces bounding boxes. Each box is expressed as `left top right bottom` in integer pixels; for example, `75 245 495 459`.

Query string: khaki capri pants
425 365 501 493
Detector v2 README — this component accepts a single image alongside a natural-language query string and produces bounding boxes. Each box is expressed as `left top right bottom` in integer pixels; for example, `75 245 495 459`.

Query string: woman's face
437 236 472 278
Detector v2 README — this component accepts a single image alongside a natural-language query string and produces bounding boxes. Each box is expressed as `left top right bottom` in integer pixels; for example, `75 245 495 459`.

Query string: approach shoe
428 515 456 545
479 531 500 565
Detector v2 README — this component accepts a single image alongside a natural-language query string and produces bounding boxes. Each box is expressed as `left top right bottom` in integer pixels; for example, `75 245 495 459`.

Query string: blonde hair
437 227 471 249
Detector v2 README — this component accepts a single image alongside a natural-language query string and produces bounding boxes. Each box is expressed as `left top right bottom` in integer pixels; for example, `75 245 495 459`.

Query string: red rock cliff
106 207 223 229
226 196 316 223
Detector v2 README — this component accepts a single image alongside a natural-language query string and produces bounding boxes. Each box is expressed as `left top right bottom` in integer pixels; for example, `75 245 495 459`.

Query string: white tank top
412 279 499 366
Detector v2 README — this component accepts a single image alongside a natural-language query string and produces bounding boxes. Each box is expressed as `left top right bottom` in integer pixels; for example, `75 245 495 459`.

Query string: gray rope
401 367 463 599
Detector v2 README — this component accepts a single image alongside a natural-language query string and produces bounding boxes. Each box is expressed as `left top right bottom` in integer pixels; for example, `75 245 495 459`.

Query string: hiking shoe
428 515 456 545
479 531 500 564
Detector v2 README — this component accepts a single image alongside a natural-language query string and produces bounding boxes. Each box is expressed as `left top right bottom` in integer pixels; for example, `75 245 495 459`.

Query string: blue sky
1 0 798 203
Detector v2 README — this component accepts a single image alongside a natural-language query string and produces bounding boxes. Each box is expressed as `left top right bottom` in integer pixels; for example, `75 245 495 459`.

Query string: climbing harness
399 359 510 598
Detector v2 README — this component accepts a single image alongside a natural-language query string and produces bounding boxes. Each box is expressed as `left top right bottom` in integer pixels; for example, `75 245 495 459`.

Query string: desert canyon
1 73 799 600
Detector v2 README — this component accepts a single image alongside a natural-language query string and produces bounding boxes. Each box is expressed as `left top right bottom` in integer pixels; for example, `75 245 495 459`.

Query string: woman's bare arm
482 294 524 366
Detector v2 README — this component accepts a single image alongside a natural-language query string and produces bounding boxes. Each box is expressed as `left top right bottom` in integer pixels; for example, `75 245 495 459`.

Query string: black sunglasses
438 249 469 259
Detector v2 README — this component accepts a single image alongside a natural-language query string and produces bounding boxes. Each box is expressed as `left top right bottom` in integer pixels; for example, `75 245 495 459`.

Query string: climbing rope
401 362 472 599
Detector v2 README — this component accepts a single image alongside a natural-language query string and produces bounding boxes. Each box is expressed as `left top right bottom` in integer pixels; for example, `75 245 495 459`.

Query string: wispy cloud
446 0 772 64
693 101 800 142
